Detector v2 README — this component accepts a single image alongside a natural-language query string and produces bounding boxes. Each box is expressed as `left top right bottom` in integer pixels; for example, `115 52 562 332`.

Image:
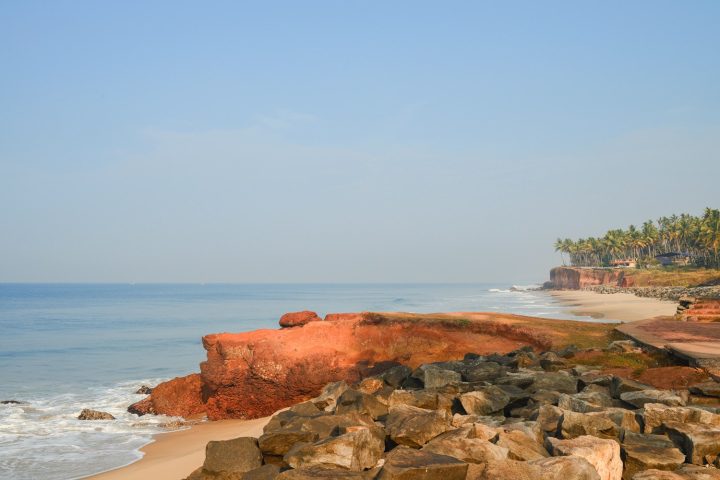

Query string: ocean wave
0 378 180 480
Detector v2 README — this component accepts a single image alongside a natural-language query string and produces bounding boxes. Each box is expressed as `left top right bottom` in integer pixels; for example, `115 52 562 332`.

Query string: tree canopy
554 208 720 268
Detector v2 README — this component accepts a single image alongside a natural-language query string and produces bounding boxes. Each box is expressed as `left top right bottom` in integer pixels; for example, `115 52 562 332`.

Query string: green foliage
554 208 720 269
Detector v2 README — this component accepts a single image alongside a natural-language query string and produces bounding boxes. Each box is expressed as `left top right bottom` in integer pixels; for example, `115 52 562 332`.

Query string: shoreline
82 292 675 479
549 289 678 322
86 416 271 480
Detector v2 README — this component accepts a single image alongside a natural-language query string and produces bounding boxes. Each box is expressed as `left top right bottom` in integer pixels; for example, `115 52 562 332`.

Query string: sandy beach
87 416 271 480
550 290 678 322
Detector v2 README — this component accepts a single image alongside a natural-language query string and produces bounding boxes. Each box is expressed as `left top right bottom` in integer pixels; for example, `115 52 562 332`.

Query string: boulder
558 391 613 413
642 403 720 434
388 390 453 413
358 377 384 395
276 465 377 479
610 377 653 399
596 408 642 434
607 340 638 353
664 421 720 465
479 455 601 479
688 381 720 398
496 429 548 461
421 366 462 389
559 409 619 439
381 365 413 388
241 464 283 480
528 372 579 394
547 435 622 480
540 352 568 372
310 381 348 412
460 387 510 415
621 390 686 408
385 405 452 448
279 311 322 328
422 427 508 463
336 389 388 419
135 385 153 395
620 431 686 480
632 465 720 479
77 409 115 420
377 445 468 480
203 437 263 476
258 427 318 457
284 425 385 471
461 361 508 383
536 404 563 434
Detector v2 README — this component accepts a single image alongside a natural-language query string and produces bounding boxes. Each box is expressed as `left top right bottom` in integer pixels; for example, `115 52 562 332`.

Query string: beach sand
550 290 677 322
87 416 271 480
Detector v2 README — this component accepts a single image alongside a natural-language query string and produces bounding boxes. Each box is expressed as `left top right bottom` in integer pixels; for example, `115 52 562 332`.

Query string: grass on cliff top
363 312 617 351
624 267 720 287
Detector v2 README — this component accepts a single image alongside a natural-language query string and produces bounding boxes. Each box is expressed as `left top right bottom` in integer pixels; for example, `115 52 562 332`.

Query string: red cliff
129 312 565 420
549 266 627 289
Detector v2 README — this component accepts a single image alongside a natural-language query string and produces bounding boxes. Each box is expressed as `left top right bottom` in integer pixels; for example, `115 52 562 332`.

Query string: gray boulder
336 389 388 420
664 421 720 465
77 409 115 420
620 390 686 408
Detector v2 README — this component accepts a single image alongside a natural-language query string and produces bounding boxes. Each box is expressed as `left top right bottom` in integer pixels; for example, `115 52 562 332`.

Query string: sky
1 1 719 283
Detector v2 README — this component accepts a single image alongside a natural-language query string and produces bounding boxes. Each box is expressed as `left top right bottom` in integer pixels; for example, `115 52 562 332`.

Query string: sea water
0 283 594 480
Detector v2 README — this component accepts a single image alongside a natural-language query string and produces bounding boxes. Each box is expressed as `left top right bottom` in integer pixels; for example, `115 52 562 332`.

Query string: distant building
610 259 637 268
655 252 691 266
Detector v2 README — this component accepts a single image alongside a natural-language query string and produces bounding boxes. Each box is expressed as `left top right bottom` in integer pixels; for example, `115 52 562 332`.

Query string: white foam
0 378 184 480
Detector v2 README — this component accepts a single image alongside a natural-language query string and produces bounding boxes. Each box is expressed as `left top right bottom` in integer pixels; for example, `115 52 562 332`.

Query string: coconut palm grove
554 207 720 268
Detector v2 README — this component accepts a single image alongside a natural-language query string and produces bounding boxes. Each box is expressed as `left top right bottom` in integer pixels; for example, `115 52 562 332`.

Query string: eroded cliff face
129 311 565 420
549 267 628 289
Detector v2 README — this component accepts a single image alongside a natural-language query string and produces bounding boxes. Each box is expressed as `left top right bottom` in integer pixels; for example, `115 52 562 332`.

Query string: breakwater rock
128 312 614 421
186 343 720 480
583 285 720 306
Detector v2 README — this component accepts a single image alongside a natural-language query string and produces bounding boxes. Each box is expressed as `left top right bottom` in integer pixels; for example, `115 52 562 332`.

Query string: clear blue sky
1 1 719 283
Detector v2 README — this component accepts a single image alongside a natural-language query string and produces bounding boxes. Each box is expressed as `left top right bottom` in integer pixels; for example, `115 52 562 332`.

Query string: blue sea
0 283 594 480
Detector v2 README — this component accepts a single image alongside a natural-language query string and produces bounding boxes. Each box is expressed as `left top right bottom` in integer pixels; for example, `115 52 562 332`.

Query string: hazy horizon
2 1 719 283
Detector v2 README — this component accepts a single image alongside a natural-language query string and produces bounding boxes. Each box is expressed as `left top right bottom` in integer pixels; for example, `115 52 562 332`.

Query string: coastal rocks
547 435 623 480
378 446 468 480
187 437 263 479
284 425 385 471
621 390 687 408
385 405 451 447
620 431 686 479
663 421 720 465
128 373 205 418
135 385 152 395
279 311 322 328
641 403 720 434
459 387 510 415
172 312 551 420
77 409 115 420
191 347 720 480
689 382 720 398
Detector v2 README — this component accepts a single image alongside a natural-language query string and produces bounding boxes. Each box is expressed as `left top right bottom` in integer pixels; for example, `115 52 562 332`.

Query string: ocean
0 283 595 480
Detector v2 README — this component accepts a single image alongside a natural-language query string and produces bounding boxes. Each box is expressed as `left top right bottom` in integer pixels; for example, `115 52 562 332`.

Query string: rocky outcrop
128 373 205 417
279 311 322 328
187 347 720 480
77 409 115 420
549 267 626 289
130 312 559 420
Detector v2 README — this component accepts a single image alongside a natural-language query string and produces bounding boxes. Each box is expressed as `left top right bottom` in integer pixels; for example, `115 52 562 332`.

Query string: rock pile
185 345 720 480
583 285 720 304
